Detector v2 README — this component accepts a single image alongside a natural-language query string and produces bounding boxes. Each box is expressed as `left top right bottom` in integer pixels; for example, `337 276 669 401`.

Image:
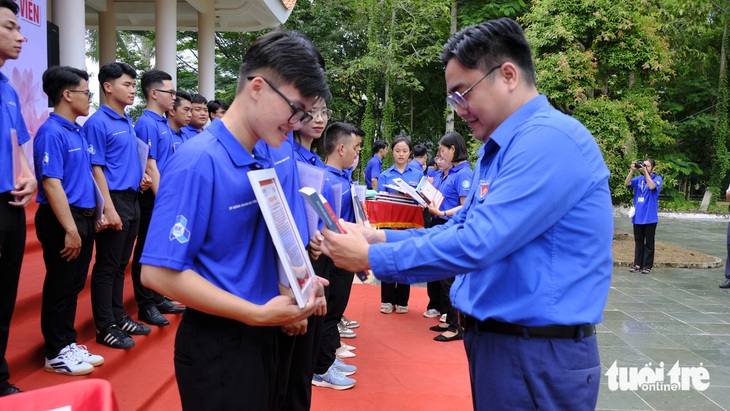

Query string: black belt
459 315 595 339
69 205 96 217
109 188 138 201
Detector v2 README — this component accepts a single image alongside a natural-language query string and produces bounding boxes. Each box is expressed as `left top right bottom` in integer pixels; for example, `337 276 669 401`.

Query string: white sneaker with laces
341 316 360 329
45 345 94 376
69 343 105 367
395 305 409 314
338 323 357 339
341 341 356 351
380 303 394 314
336 345 356 359
312 365 355 390
423 308 440 318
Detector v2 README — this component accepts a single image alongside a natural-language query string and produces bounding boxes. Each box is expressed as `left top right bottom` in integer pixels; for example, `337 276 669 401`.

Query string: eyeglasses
310 108 332 119
446 64 502 110
68 89 93 100
155 89 177 96
247 76 313 126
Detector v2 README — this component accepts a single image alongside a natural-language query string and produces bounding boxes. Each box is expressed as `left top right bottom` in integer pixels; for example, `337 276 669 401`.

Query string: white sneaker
341 316 360 329
395 305 409 314
338 323 357 339
312 366 355 390
423 309 440 318
45 345 94 376
380 303 394 314
336 345 356 359
440 313 447 323
69 343 105 367
341 341 356 351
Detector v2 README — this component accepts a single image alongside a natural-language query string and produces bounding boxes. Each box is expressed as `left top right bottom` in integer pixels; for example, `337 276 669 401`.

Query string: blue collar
206 120 264 168
99 104 131 121
142 109 168 124
49 112 81 131
489 95 550 148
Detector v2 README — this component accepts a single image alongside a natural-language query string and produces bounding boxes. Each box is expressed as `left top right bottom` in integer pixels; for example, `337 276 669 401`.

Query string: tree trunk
445 0 458 134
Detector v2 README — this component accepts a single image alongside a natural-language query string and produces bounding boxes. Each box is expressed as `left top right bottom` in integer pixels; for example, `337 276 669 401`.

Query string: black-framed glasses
310 108 332 119
154 88 177 96
446 64 502 110
68 89 93 100
247 76 313 126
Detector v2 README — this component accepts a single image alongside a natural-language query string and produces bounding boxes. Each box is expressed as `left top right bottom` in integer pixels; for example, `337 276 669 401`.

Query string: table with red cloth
365 200 424 229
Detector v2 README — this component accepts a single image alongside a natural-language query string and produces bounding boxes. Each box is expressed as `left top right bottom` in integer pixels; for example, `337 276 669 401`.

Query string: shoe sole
336 351 356 359
85 358 105 367
44 365 94 376
339 333 357 339
312 380 355 390
423 312 440 318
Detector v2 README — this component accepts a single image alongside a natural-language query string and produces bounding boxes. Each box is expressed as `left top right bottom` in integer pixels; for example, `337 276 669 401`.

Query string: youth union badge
169 215 191 244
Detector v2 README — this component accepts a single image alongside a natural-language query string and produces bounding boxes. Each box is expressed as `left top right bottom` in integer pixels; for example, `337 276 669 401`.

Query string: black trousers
131 190 164 310
425 218 447 311
175 309 279 411
276 314 323 411
633 223 657 270
440 276 461 330
381 282 410 307
0 193 25 391
91 189 140 330
36 204 96 359
313 255 354 375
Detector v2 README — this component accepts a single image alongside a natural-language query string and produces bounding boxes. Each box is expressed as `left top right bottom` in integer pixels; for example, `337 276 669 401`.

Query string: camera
634 160 645 169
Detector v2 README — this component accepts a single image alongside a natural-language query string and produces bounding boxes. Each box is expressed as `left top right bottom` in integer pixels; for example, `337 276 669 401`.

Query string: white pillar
52 0 86 69
155 0 177 85
98 0 116 65
198 5 216 100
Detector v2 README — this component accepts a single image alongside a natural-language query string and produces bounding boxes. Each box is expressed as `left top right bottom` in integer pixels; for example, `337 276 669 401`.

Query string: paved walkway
598 215 730 410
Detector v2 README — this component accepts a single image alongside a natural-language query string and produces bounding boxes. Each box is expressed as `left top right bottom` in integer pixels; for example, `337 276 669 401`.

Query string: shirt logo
43 152 49 166
87 144 96 155
462 180 471 190
169 215 191 244
479 179 490 197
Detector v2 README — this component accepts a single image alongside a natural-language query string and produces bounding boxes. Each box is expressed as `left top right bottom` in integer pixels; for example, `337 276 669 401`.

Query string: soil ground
612 231 722 268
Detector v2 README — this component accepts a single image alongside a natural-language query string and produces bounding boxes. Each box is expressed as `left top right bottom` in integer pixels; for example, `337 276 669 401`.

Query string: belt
109 188 138 201
459 315 595 340
69 206 96 217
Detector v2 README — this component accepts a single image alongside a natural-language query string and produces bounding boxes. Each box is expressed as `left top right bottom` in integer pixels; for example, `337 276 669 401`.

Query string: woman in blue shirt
624 158 662 274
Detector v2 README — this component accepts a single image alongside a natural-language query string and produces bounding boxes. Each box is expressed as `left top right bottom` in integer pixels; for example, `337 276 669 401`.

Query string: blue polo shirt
84 105 142 191
364 155 382 189
33 113 96 208
432 170 444 190
170 128 187 152
379 163 423 194
630 173 662 225
427 167 438 178
289 133 336 226
369 95 613 326
181 124 201 141
141 120 279 304
436 161 472 220
0 72 30 193
324 165 355 223
135 110 174 174
409 158 425 174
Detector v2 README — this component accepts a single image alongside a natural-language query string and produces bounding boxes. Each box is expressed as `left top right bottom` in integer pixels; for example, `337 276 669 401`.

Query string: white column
98 0 116 65
52 0 86 69
198 4 216 100
155 0 178 84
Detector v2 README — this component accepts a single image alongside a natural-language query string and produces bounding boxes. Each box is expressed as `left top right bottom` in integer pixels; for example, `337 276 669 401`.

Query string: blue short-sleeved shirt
135 110 174 174
408 158 424 174
630 173 662 225
364 155 382 189
33 113 96 208
0 72 31 193
324 165 355 223
378 163 423 194
369 95 613 327
84 105 142 191
141 120 279 304
426 167 438 178
181 124 201 141
170 128 188 152
436 161 472 220
432 170 444 190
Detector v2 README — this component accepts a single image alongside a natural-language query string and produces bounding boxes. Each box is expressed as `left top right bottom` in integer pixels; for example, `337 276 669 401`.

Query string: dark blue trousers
463 329 600 410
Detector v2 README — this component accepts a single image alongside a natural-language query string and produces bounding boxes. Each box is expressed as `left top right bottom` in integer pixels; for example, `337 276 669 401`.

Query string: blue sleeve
84 119 107 166
134 119 156 159
456 170 473 198
10 91 30 145
369 126 598 284
653 175 662 193
35 128 65 180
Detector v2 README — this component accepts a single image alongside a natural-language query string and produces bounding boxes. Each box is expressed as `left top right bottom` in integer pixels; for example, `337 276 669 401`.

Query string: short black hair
372 140 387 152
0 0 18 14
141 69 172 100
238 30 330 101
191 94 208 105
98 62 136 88
442 18 535 86
439 131 469 163
391 135 413 152
323 122 359 155
42 66 89 106
413 144 428 158
207 99 229 115
173 90 192 111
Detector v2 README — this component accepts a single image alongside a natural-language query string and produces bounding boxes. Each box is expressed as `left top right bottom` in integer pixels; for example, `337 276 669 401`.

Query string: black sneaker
117 316 151 335
157 299 186 314
139 306 170 327
96 325 135 349
0 384 21 397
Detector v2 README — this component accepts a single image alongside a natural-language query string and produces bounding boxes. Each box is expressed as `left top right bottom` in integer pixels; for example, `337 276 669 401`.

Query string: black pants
440 276 461 330
313 255 354 375
633 223 657 270
0 193 25 391
91 189 140 330
381 282 410 307
425 218 447 311
175 309 279 411
36 204 96 359
277 314 323 411
131 190 164 311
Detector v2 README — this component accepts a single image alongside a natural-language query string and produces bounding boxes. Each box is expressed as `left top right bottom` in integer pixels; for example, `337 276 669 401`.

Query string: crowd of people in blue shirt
2 2 620 409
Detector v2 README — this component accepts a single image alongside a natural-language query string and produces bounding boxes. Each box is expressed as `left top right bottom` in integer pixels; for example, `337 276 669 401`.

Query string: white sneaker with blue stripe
44 345 94 376
312 364 356 390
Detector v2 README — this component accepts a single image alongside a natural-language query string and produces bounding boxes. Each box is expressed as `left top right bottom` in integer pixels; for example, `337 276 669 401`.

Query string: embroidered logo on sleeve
169 215 191 244
43 152 49 166
87 144 96 155
462 180 471 190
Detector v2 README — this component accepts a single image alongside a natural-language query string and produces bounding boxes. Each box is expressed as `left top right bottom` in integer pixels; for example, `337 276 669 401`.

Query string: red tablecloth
366 200 424 229
0 379 119 411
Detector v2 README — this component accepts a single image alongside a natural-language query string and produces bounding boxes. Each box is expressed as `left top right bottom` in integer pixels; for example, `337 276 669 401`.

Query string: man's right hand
104 207 123 230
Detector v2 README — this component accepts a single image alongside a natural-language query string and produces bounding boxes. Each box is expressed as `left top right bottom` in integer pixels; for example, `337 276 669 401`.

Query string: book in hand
415 176 444 209
392 178 429 207
299 187 369 282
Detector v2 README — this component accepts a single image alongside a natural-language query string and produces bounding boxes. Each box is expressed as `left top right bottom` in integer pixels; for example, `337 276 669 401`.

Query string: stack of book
374 191 418 205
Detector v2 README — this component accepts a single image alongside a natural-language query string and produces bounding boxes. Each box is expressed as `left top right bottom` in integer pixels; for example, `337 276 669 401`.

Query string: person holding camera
625 158 662 274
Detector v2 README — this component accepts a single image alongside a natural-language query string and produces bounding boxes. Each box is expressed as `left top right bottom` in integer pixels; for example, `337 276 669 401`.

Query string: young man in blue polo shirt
167 90 193 152
181 93 208 139
140 30 329 410
364 139 387 190
34 66 105 376
322 18 613 410
131 69 184 328
85 62 152 350
0 0 37 396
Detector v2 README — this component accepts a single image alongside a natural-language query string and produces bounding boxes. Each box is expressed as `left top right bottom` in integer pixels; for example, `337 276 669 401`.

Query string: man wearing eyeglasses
131 69 184 329
140 30 330 410
182 93 208 138
321 18 613 410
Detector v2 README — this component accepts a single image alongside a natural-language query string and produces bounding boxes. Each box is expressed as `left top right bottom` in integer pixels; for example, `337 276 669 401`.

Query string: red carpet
5 202 472 410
